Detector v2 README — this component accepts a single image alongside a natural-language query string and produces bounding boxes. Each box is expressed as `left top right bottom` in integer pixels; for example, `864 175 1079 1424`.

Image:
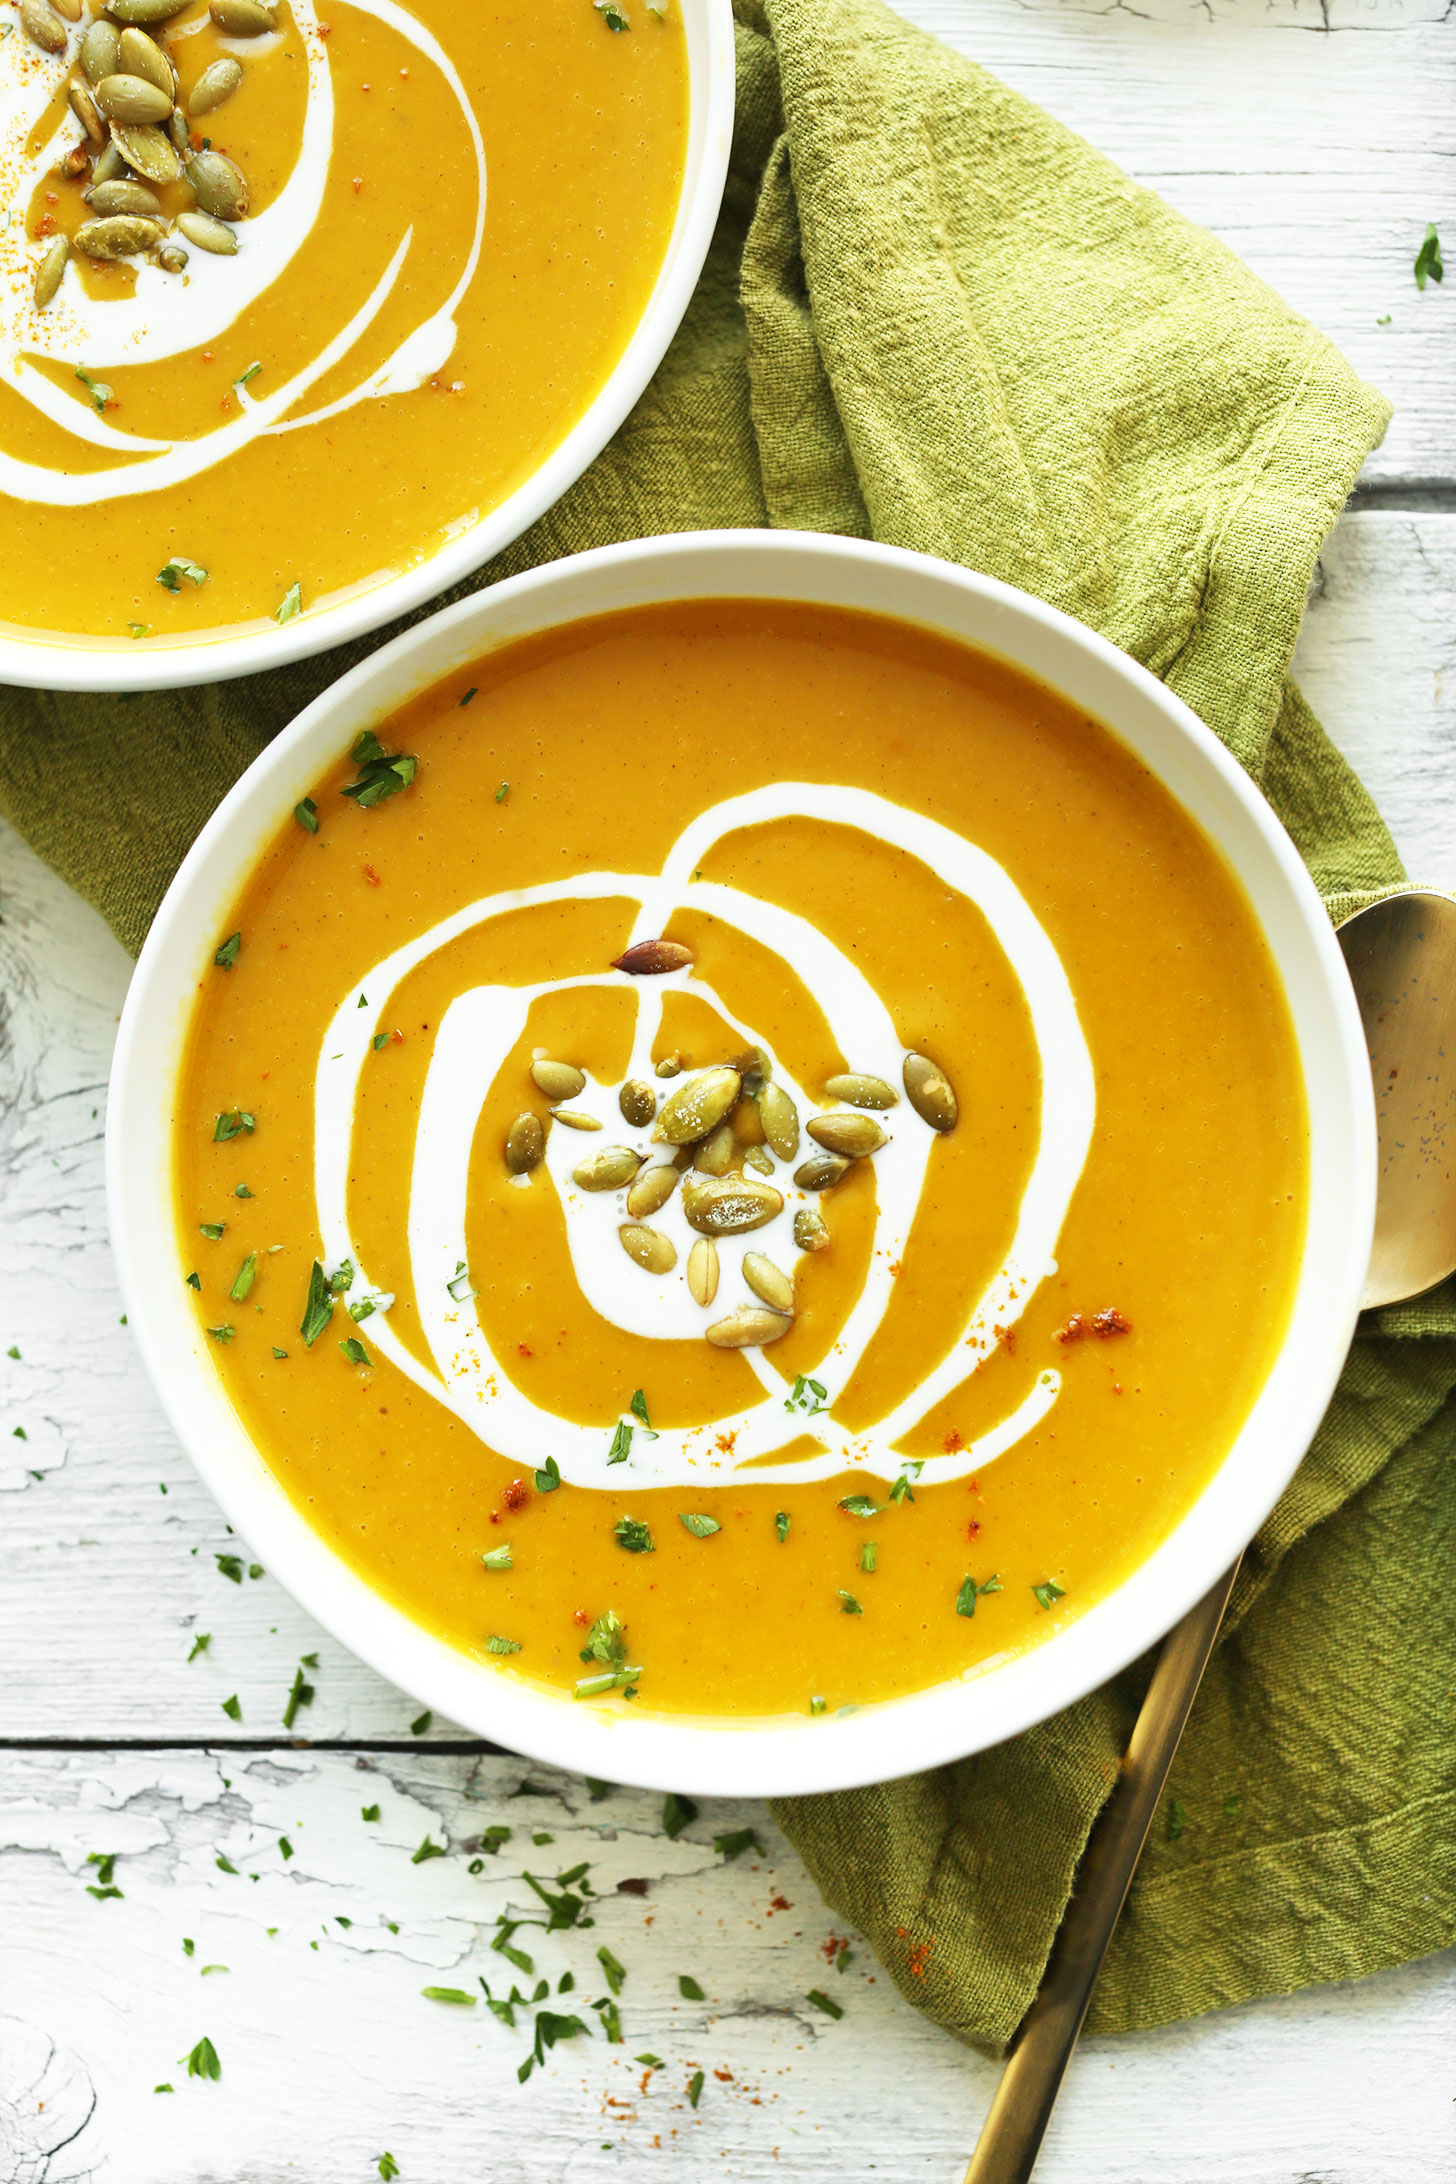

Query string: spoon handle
962 1558 1242 2184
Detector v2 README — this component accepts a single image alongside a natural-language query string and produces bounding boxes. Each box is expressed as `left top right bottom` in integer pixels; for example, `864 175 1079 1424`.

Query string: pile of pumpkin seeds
25 0 279 313
501 942 959 1353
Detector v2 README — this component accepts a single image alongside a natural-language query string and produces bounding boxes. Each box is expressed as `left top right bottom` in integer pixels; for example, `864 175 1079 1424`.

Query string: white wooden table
3 4 1454 2178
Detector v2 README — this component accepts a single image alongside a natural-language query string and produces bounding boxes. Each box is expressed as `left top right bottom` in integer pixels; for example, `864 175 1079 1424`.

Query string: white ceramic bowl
107 531 1376 1796
0 0 735 695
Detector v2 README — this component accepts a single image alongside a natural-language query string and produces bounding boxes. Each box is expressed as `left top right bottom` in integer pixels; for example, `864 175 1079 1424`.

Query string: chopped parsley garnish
517 2006 590 2083
300 1259 334 1347
495 781 510 804
1032 1579 1067 1611
662 1791 697 1840
806 1988 844 2020
410 1711 432 1736
182 2036 221 2080
890 1461 923 1505
187 1632 211 1662
272 1346 288 1359
837 1589 863 1615
955 1573 1002 1618
837 1494 879 1518
234 360 263 388
186 1272 201 1290
328 1259 355 1296
486 1635 522 1655
482 1543 513 1571
228 1254 256 1303
212 1108 255 1142
342 727 417 808
216 1554 244 1583
575 1665 640 1699
860 1541 877 1574
809 1694 827 1715
714 1827 764 1861
678 1512 720 1537
580 1610 626 1665
412 1838 448 1865
235 1184 253 1199
282 1660 315 1729
459 686 477 706
212 930 240 969
200 1221 225 1239
629 1388 658 1438
1414 221 1444 291
687 2068 704 2108
275 582 304 625
294 796 319 834
75 365 112 413
339 1335 371 1366
534 1456 561 1493
159 556 208 591
775 1510 790 1542
593 1996 623 2043
220 1694 241 1721
128 622 150 640
678 1973 705 2000
594 0 629 26
421 1985 474 2004
205 1324 235 1344
446 1262 475 1303
784 1373 828 1415
612 1515 653 1554
597 1945 626 1995
606 1418 633 1466
372 1031 390 1051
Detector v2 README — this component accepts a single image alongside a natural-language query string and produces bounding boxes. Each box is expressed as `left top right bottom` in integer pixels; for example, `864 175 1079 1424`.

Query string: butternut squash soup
173 601 1308 1720
0 0 687 640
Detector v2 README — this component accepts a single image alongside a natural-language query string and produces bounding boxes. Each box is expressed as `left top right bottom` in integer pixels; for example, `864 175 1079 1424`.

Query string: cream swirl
0 0 485 504
312 786 1098 1489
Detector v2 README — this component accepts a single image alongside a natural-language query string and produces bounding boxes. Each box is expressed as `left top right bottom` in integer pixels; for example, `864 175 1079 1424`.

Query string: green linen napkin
3 0 1452 2051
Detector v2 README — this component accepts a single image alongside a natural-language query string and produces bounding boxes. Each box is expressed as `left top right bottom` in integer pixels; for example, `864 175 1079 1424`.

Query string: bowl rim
0 0 736 695
106 528 1377 1797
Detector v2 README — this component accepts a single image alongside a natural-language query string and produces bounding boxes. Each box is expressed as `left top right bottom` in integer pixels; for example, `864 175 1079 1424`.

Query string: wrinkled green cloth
3 0 1452 2053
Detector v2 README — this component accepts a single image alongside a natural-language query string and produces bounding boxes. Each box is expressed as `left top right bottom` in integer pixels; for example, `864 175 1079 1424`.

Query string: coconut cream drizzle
312 785 1097 1490
0 0 485 504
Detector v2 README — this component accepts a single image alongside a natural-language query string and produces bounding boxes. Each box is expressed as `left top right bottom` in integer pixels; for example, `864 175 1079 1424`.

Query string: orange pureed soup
0 0 686 641
175 602 1308 1720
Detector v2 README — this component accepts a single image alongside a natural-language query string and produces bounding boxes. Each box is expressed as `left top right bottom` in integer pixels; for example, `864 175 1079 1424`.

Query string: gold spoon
964 886 1456 2184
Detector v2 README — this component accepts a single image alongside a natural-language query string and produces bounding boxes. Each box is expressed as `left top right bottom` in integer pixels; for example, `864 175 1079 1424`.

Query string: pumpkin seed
611 936 692 976
551 1107 601 1132
81 15 122 74
824 1072 898 1110
757 1082 799 1161
91 141 129 183
743 1145 774 1176
807 1112 888 1158
793 1151 851 1192
504 1113 543 1175
96 73 175 125
682 1173 783 1236
618 1224 676 1276
705 1304 791 1350
186 149 248 220
112 122 181 182
904 1052 958 1133
210 0 276 30
693 1121 736 1177
653 1054 683 1080
19 0 66 54
167 107 189 154
32 234 69 310
51 0 82 19
686 1237 718 1307
68 81 107 146
188 55 243 114
625 1163 677 1220
157 240 187 272
794 1207 830 1253
74 214 164 258
742 1252 794 1314
105 0 192 21
654 1066 741 1146
119 26 175 95
529 1057 584 1102
85 176 162 216
618 1078 656 1127
571 1145 643 1193
671 1145 695 1172
175 208 235 253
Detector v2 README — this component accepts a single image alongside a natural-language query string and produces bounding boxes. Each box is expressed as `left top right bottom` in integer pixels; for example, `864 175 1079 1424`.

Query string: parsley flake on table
807 1987 844 2019
342 727 417 808
187 1632 210 1662
678 1973 705 2000
597 1945 627 1995
282 1660 315 1729
410 1710 432 1736
362 1803 381 1822
182 2036 221 2080
714 1827 765 1861
216 1553 244 1583
412 1838 447 1865
662 1791 698 1840
220 1694 241 1721
378 2158 401 2181
1414 221 1443 291
687 2067 705 2108
421 1985 475 2005
212 930 240 969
